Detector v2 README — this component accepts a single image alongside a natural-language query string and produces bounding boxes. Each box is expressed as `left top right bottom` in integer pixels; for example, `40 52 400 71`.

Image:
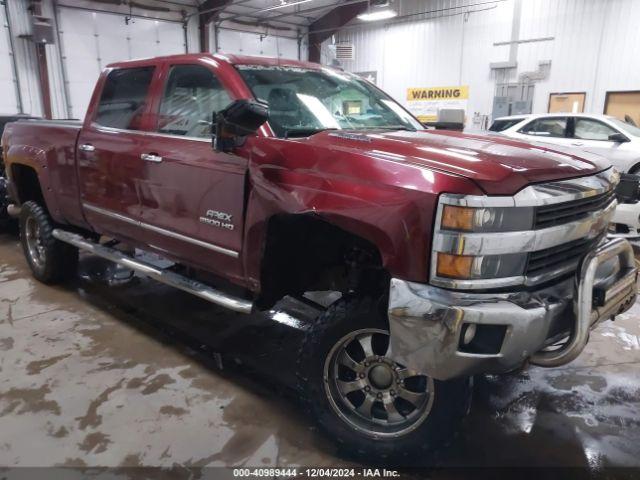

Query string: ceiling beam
226 2 311 21
307 1 368 62
198 0 232 51
219 9 305 27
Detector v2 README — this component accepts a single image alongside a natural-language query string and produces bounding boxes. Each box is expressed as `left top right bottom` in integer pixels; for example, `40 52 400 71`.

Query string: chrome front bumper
388 238 638 380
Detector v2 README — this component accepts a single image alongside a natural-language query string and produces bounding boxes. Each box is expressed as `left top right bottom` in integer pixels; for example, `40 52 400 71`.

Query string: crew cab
2 54 638 459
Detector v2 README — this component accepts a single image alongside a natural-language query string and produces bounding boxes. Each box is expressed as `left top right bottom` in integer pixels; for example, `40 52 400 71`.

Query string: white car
490 113 640 174
490 113 640 238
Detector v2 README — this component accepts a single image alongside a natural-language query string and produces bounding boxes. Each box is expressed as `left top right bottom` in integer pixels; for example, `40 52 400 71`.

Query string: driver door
136 62 247 281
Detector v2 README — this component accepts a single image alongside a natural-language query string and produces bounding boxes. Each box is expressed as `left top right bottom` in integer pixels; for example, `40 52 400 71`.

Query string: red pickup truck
2 53 638 459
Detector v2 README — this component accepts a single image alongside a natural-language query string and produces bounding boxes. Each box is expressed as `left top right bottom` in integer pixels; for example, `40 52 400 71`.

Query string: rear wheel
298 296 471 461
20 201 78 284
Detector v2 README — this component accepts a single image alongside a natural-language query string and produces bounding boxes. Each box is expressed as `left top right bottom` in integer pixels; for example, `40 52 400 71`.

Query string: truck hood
309 129 611 194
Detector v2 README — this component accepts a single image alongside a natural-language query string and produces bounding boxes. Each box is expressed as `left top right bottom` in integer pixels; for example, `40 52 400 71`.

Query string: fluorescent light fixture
261 0 313 13
357 8 397 21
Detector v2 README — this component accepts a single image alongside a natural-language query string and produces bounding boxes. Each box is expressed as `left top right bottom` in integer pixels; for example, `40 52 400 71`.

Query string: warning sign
406 86 469 122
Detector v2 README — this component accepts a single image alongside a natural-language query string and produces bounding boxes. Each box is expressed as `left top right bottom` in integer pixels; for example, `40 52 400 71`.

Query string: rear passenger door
77 66 159 242
136 62 247 280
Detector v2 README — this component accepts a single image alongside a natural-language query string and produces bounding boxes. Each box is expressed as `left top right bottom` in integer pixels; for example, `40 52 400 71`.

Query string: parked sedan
491 113 640 174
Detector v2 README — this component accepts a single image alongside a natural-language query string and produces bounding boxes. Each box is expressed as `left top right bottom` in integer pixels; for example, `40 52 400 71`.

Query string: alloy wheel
324 328 435 438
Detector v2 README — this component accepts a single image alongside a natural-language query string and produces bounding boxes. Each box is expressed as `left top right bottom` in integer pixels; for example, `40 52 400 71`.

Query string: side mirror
609 132 630 143
214 99 269 152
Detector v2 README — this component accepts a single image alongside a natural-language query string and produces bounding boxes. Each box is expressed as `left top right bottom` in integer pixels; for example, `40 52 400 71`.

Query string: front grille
534 190 615 229
526 236 599 278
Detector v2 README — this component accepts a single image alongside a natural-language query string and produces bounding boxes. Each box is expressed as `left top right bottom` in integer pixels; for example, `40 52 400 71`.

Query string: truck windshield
236 65 422 138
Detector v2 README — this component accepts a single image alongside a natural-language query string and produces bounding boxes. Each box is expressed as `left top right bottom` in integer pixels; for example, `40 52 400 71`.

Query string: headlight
434 200 534 284
441 205 534 232
430 169 618 290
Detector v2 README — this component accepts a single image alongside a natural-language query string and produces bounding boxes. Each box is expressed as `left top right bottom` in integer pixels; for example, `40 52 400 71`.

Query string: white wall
216 24 303 60
1 0 199 119
57 6 189 119
1 0 305 120
324 0 640 125
0 2 20 114
4 0 44 116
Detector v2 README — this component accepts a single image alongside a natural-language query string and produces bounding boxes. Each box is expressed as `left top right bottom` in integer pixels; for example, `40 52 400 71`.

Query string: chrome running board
52 229 253 314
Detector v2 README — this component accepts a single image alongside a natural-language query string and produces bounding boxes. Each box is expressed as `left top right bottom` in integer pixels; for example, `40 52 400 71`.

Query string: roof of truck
106 52 324 70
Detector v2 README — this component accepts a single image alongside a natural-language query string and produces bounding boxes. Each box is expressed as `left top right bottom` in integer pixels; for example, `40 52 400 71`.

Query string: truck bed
2 119 86 228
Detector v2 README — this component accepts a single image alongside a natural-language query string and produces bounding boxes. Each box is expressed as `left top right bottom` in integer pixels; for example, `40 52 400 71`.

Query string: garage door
0 5 19 114
57 7 186 120
217 29 299 59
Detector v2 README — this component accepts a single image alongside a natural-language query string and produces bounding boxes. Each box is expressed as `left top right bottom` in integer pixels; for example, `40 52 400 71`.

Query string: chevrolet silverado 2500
2 54 638 458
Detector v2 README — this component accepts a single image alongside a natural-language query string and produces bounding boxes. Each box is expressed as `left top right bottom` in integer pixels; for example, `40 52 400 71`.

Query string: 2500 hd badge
199 209 234 230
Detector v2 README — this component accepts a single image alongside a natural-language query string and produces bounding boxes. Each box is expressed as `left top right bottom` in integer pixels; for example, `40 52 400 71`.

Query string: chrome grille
526 236 600 279
534 190 616 229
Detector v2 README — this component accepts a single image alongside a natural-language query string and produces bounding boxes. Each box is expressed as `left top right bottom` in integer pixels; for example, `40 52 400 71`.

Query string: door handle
79 144 95 152
572 142 584 147
141 153 163 163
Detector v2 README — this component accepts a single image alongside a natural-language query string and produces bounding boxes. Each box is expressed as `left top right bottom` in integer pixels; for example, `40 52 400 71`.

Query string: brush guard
530 237 638 367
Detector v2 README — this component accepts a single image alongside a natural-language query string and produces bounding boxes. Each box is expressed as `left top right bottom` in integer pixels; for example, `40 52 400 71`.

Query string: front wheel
297 296 471 461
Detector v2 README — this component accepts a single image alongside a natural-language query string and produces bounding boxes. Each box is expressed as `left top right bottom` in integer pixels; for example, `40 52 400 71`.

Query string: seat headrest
268 88 298 112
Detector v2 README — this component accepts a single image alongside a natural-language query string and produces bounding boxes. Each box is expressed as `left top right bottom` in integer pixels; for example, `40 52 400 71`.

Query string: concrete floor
1 229 640 471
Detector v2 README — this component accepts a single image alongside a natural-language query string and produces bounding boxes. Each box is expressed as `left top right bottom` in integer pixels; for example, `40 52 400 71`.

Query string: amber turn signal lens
441 205 475 231
436 253 473 279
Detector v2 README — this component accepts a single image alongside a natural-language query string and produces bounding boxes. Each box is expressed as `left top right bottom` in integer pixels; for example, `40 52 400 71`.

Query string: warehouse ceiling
213 0 356 30
82 0 366 29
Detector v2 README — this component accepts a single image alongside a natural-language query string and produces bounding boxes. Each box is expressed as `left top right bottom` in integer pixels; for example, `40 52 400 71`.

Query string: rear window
489 118 525 132
95 67 154 130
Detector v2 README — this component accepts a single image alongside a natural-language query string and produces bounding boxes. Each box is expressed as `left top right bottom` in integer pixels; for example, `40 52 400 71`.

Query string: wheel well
258 214 388 307
629 162 640 175
10 164 44 206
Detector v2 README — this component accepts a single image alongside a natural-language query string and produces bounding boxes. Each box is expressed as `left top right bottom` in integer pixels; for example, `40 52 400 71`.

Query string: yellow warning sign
406 86 469 101
406 86 469 122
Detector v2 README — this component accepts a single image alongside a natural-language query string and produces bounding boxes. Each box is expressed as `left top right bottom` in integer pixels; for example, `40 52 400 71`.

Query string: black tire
19 201 78 284
297 295 471 462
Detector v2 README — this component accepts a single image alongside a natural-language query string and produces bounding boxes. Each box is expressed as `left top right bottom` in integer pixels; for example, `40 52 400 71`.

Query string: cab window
573 118 618 141
519 117 568 138
158 64 233 138
95 67 154 130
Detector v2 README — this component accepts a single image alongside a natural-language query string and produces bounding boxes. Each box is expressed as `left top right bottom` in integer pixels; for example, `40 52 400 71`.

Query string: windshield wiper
284 127 339 138
371 125 417 132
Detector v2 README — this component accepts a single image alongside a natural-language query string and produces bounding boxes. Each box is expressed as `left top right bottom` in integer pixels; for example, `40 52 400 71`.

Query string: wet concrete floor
1 229 640 471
